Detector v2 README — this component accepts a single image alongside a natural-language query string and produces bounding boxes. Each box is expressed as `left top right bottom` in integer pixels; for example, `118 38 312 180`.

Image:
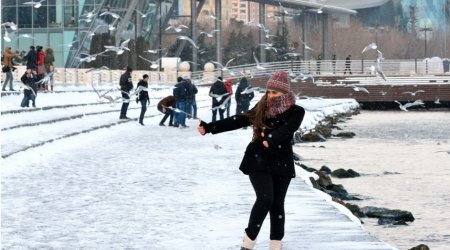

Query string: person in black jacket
136 74 150 125
209 76 228 121
20 69 38 108
119 66 133 119
235 77 255 115
173 76 190 127
198 71 305 250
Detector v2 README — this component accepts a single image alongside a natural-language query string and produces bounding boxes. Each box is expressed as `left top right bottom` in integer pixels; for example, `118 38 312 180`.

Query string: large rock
334 131 356 138
331 168 360 178
360 206 415 224
409 244 430 250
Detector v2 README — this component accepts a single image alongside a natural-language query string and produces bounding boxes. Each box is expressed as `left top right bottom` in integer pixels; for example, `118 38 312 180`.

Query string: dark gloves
136 97 139 104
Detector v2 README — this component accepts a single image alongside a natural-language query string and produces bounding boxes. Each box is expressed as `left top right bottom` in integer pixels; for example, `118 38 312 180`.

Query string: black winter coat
119 72 133 92
235 78 254 105
173 80 190 102
209 80 228 107
21 73 38 96
203 104 305 177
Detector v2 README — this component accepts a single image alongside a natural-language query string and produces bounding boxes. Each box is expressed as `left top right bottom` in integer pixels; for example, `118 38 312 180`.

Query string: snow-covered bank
1 87 394 249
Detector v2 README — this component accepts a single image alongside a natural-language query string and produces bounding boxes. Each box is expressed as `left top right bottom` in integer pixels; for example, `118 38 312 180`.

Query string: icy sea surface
296 110 450 250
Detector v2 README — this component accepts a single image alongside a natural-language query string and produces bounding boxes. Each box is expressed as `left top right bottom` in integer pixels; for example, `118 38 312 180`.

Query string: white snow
1 86 394 249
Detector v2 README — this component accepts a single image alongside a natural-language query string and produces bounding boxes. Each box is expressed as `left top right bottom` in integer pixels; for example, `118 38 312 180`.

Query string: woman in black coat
198 71 305 250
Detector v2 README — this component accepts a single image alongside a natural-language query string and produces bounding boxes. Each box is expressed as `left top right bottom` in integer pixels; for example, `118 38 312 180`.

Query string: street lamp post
419 27 432 58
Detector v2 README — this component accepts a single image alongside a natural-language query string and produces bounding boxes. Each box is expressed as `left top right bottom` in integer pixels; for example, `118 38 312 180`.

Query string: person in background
24 46 37 72
344 54 352 74
331 54 337 75
20 69 38 108
184 76 197 119
224 79 233 118
35 46 46 89
173 76 189 128
235 77 255 115
191 81 198 119
157 95 176 126
136 74 150 126
209 76 228 122
119 66 133 119
44 47 55 92
316 54 322 75
2 47 20 91
198 71 305 250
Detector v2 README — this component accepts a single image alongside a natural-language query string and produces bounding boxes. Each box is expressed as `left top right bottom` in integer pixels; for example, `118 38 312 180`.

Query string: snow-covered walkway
1 87 394 249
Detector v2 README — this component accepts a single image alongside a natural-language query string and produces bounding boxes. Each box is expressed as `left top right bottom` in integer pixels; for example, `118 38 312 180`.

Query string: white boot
270 240 282 250
240 233 256 250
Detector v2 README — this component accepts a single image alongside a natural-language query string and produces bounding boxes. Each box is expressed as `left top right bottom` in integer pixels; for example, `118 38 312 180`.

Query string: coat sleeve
203 114 252 135
264 106 305 148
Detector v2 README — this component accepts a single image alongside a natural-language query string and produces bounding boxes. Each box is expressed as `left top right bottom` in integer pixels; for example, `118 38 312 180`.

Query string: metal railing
6 59 449 87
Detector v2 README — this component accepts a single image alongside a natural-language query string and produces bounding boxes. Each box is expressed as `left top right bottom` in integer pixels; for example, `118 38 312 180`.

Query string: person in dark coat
20 69 38 108
173 76 190 127
24 46 37 72
344 54 352 74
157 95 176 126
235 77 255 115
198 71 305 250
119 66 133 119
136 74 150 125
209 76 228 121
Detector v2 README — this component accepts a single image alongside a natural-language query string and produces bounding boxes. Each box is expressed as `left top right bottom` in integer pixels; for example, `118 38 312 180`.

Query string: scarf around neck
266 92 296 118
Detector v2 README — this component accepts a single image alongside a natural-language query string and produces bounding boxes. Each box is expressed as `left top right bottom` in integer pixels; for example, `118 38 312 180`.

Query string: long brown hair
243 93 272 141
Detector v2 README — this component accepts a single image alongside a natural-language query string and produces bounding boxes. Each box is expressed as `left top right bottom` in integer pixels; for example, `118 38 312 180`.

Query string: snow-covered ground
1 86 395 249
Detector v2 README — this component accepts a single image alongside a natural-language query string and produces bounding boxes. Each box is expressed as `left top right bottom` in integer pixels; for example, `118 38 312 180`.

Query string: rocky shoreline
294 109 430 250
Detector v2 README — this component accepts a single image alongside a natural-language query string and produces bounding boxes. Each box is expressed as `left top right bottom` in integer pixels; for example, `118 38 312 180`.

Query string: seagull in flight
253 51 266 70
394 100 425 111
135 9 153 18
361 42 377 54
211 95 232 111
278 2 289 15
241 86 264 94
145 48 166 54
348 85 370 93
138 55 162 69
299 37 314 51
165 24 189 33
86 66 110 73
211 58 235 71
99 11 121 19
1 22 18 31
199 29 220 38
375 49 387 81
290 72 315 83
3 29 12 42
177 36 199 49
104 38 131 55
402 90 425 96
24 0 45 8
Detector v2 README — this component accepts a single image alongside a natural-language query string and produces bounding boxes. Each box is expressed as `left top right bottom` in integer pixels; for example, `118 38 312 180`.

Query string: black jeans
120 92 130 117
245 172 291 241
158 104 174 125
139 99 147 123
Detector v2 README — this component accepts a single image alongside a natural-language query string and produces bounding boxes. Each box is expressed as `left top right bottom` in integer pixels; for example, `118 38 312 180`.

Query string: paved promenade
1 91 395 249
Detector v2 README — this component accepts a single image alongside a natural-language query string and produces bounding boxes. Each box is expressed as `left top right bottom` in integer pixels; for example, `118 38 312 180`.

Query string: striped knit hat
266 71 291 94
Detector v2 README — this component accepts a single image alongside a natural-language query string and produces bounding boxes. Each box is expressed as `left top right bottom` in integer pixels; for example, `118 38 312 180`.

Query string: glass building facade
1 0 176 68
